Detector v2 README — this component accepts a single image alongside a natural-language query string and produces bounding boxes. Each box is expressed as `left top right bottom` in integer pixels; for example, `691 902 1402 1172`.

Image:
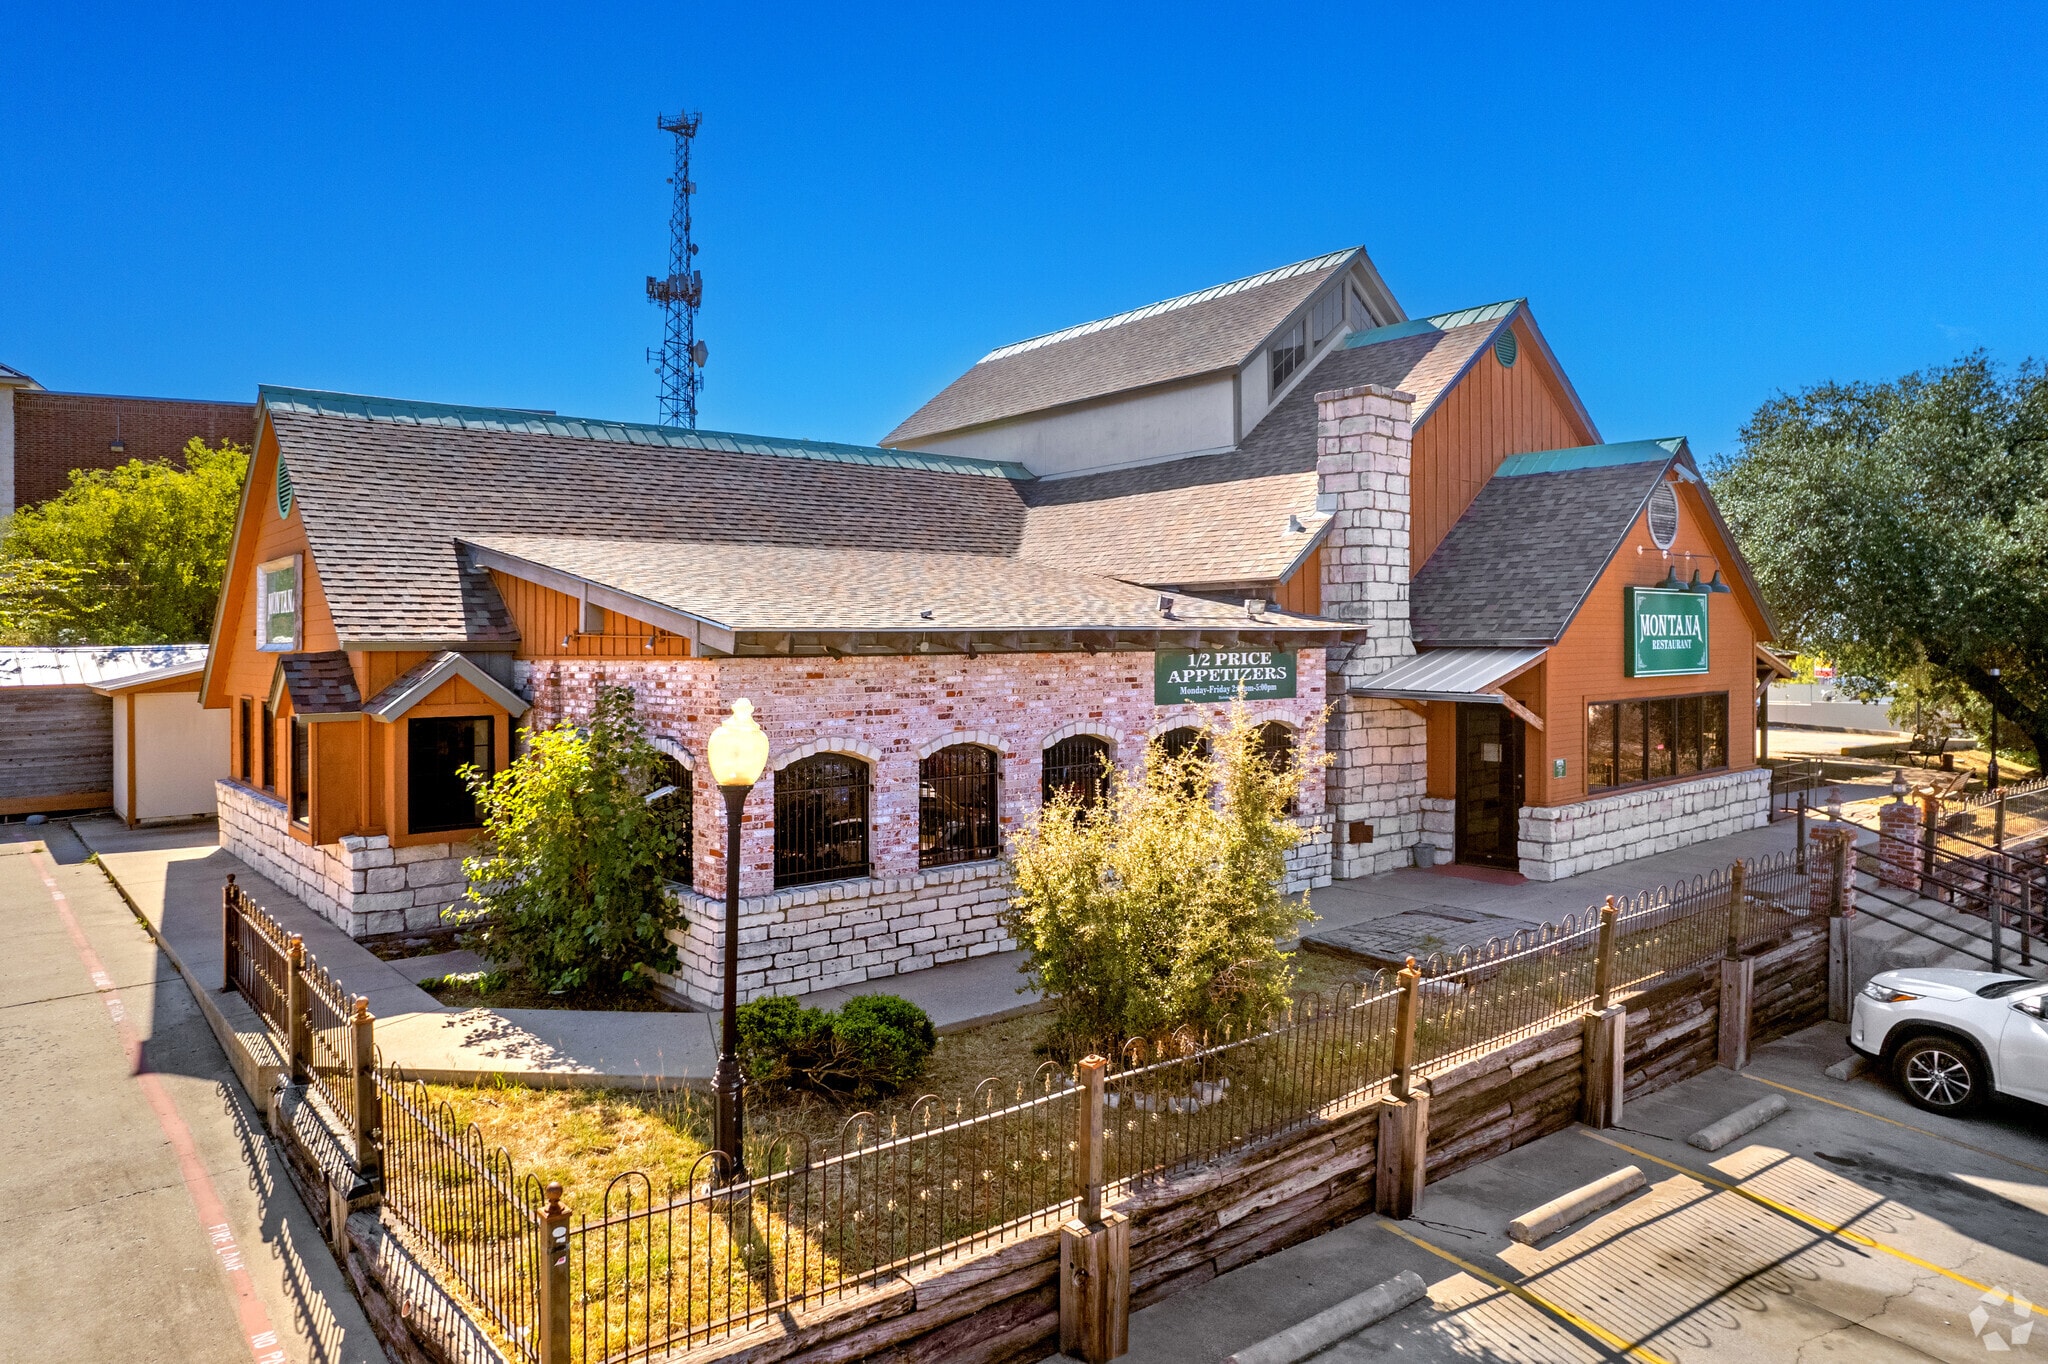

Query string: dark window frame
1255 720 1300 816
290 716 310 825
407 715 495 836
919 744 1000 869
1269 319 1306 393
650 752 694 888
774 753 872 889
1042 734 1115 810
239 698 253 783
260 701 276 791
1585 691 1731 794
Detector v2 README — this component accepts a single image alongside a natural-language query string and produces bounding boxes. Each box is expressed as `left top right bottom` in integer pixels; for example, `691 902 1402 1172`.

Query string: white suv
1850 968 2048 1114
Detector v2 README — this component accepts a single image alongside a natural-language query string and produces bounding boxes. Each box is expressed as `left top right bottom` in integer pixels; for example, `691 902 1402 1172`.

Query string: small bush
736 993 937 1100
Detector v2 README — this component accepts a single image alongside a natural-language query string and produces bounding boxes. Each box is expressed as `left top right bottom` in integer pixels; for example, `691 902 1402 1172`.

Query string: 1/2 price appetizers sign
1154 649 1298 704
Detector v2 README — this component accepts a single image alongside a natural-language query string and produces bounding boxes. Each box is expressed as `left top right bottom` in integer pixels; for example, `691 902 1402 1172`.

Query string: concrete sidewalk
0 833 385 1363
73 818 718 1091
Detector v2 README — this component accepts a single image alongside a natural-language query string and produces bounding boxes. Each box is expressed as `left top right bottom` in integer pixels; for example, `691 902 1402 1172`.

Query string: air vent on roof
1647 481 1679 549
1493 328 1518 368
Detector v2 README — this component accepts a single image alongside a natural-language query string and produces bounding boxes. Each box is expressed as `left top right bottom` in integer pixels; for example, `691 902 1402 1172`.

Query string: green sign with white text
1154 649 1298 704
1626 587 1709 677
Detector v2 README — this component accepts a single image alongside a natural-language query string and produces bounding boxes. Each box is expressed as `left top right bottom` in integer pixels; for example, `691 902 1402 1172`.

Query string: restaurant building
200 244 1784 1004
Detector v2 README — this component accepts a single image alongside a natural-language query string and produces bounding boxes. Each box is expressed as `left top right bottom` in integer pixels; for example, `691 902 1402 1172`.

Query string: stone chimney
1316 383 1425 877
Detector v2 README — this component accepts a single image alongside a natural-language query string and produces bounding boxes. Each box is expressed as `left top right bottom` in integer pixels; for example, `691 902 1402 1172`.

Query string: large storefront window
408 716 494 834
775 754 871 888
1585 693 1729 793
1042 734 1114 809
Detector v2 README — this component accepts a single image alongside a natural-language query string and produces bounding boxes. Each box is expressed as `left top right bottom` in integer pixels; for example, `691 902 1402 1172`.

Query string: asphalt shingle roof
462 534 1342 636
1411 441 1683 647
883 250 1360 445
271 394 1034 646
1009 304 1525 589
276 650 362 714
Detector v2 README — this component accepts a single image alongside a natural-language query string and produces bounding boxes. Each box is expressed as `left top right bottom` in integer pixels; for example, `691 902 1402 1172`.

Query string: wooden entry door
1455 703 1524 869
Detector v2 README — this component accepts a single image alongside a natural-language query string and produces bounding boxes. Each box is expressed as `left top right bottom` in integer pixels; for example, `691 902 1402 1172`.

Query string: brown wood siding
1425 702 1456 798
1534 480 1765 807
310 720 365 845
1411 316 1596 573
492 571 693 659
1271 542 1323 616
0 688 112 812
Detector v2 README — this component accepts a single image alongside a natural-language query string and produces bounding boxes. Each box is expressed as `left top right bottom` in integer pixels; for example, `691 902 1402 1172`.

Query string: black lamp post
706 698 770 1183
1987 667 2002 792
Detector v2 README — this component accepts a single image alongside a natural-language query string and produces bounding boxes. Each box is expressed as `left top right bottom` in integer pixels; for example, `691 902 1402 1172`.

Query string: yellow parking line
1580 1129 2047 1318
1377 1218 1676 1364
1741 1073 2048 1178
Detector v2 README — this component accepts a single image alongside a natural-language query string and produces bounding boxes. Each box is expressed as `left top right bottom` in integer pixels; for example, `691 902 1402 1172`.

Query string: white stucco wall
127 690 231 821
906 374 1237 476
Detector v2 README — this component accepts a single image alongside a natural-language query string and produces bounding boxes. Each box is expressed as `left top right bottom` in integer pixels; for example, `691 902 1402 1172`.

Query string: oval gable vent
276 460 295 518
1648 481 1679 549
1493 328 1518 368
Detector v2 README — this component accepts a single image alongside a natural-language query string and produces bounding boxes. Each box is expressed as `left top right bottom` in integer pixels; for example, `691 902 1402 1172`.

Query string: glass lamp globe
708 699 770 788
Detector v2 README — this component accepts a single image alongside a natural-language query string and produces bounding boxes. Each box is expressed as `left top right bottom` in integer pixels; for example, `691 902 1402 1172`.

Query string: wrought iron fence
221 848 1821 1363
223 875 294 1039
303 952 367 1153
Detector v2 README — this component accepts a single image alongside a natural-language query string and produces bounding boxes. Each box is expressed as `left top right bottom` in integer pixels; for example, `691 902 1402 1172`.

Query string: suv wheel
1894 1036 1985 1114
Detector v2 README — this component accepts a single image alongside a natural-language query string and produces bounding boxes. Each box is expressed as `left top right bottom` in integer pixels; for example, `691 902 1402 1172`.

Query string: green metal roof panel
257 387 1036 480
1493 438 1683 477
1345 299 1521 350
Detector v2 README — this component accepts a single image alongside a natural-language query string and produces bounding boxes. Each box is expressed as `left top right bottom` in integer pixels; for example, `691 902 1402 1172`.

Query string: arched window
774 754 871 888
1155 725 1210 797
1042 734 1114 809
920 745 999 868
1256 721 1299 815
647 753 693 887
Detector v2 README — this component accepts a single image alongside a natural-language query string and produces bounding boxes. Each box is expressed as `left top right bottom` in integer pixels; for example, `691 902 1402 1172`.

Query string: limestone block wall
216 779 469 937
1315 383 1426 879
1516 767 1771 882
524 649 1331 1005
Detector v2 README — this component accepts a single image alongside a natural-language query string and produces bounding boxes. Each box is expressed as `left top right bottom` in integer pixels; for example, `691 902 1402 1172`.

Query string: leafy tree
1709 354 2048 765
456 685 686 996
0 438 247 644
1004 702 1315 1049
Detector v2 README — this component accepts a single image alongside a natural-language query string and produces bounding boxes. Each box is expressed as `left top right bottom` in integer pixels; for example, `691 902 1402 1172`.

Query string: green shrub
736 993 937 1100
454 685 686 996
1005 700 1316 1049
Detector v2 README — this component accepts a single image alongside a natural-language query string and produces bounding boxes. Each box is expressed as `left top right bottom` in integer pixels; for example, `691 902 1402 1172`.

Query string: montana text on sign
1154 649 1299 705
1625 587 1709 677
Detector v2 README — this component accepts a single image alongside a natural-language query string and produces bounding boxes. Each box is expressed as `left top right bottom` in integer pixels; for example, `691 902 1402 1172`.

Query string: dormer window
1312 289 1344 345
1351 288 1373 329
1269 320 1306 393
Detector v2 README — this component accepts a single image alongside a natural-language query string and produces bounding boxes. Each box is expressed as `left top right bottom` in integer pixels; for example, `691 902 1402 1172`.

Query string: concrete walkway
0 832 383 1363
74 818 717 1091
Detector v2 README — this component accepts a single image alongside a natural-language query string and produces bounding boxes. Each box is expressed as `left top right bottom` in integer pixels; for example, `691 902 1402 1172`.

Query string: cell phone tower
646 110 706 428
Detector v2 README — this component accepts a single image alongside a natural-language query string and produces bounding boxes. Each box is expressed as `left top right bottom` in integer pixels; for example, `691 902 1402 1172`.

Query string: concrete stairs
1844 867 2044 990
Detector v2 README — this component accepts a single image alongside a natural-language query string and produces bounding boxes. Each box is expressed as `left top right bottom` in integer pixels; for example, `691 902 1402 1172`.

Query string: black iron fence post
286 935 311 1085
221 874 238 993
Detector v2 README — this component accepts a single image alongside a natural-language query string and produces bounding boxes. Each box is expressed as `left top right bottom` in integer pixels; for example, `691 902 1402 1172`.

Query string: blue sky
5 4 2045 461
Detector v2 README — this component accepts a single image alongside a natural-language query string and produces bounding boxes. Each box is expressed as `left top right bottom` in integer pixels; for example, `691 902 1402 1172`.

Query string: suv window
1977 977 2041 999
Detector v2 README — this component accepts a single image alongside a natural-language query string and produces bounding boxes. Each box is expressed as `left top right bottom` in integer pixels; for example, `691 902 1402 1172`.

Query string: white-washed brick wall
215 779 470 938
522 649 1331 1005
1516 767 1772 882
1419 796 1455 853
1316 383 1426 878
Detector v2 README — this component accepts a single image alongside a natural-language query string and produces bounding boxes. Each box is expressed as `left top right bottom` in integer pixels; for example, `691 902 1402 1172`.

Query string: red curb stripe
32 851 288 1364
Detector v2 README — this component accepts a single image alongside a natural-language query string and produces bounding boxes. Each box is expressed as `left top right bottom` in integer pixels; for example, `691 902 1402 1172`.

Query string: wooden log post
1059 1055 1128 1363
351 996 381 1187
221 874 238 994
1376 959 1430 1217
286 936 311 1085
1581 900 1627 1128
538 1183 572 1364
1818 829 1856 1022
1718 863 1755 1071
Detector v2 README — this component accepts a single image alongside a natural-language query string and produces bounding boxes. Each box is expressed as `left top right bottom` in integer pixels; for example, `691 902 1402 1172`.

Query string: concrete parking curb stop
1507 1165 1646 1245
1688 1093 1790 1151
1220 1270 1429 1364
1824 1054 1868 1081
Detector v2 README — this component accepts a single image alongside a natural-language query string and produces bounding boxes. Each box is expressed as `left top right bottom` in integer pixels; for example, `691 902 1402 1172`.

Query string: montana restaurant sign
1625 587 1709 677
1154 649 1298 704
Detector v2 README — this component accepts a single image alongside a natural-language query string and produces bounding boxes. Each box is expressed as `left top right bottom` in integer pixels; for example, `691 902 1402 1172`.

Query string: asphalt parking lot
1104 1022 2048 1363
